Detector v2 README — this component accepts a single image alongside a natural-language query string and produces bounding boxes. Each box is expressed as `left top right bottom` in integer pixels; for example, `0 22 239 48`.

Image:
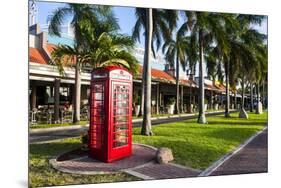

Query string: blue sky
34 1 267 74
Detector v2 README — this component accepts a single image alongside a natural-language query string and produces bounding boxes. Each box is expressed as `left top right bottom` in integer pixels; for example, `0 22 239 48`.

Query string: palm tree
183 12 230 124
48 3 117 123
51 33 139 75
207 14 265 118
236 16 266 116
162 27 189 114
132 8 178 135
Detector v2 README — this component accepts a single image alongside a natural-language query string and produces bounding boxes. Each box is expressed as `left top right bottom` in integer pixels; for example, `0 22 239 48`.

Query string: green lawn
29 137 139 188
29 111 267 187
133 112 267 169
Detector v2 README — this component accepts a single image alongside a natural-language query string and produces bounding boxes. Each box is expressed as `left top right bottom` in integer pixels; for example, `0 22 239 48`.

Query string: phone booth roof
91 66 132 81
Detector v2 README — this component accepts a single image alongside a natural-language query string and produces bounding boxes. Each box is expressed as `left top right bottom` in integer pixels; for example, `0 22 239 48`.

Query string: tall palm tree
230 15 267 117
132 8 177 135
207 14 265 118
48 3 117 123
183 12 229 124
162 27 189 114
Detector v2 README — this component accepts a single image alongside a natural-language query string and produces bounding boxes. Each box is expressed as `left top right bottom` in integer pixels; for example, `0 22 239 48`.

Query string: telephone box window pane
113 131 128 147
93 101 103 108
114 116 128 123
94 84 103 92
95 93 103 100
91 116 104 124
114 124 127 131
114 108 128 116
92 108 103 116
114 101 129 108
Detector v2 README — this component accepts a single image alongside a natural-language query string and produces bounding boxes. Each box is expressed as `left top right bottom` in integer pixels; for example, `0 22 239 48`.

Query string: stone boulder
156 147 174 164
239 108 248 119
256 101 263 114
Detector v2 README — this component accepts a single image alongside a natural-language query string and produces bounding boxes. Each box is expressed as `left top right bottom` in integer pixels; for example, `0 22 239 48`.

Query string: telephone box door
110 81 132 160
89 81 106 159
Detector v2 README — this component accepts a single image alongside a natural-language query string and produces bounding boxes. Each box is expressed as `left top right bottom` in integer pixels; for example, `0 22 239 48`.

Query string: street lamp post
186 69 195 113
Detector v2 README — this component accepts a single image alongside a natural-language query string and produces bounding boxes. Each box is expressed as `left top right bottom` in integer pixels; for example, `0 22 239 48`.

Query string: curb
198 127 267 177
30 124 89 134
49 143 158 175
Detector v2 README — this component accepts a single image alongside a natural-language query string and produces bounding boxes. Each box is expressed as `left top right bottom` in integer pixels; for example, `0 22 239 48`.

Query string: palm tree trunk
139 67 145 117
197 29 207 124
175 56 180 114
250 82 254 112
189 83 192 113
238 77 248 119
73 61 81 123
262 79 265 106
241 78 245 109
234 90 237 109
257 83 260 102
141 8 153 136
225 60 230 117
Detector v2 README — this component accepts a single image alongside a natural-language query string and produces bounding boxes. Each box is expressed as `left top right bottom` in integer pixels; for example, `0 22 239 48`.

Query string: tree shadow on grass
199 126 264 143
207 121 266 126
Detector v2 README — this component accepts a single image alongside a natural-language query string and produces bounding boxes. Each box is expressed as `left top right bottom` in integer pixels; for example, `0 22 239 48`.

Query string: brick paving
131 163 200 179
51 144 156 174
50 143 201 179
210 129 268 176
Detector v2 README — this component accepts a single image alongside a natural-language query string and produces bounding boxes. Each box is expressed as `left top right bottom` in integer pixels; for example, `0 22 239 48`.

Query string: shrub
204 99 209 104
167 97 176 105
133 93 141 105
81 132 88 145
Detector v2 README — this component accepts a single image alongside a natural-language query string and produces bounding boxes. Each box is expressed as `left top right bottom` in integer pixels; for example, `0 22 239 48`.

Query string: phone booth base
88 66 133 163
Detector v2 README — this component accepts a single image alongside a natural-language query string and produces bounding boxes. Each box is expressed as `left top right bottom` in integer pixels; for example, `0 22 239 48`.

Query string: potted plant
133 93 141 116
167 97 175 114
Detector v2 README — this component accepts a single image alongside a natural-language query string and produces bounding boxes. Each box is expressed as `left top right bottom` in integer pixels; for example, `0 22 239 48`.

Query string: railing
29 107 89 125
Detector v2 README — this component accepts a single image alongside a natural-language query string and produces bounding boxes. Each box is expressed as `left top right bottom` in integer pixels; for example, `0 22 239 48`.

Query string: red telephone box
88 66 133 162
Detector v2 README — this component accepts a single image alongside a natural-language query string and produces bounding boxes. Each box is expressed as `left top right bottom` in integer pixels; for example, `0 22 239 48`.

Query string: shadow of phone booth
89 66 133 162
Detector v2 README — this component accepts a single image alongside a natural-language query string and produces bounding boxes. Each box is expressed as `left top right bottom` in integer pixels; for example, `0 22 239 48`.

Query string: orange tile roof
138 65 175 83
205 83 221 91
46 43 77 65
29 47 48 64
179 79 197 86
215 83 227 92
46 43 56 54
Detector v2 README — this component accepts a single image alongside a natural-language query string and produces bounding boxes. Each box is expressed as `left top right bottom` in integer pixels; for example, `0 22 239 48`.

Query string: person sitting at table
64 101 70 110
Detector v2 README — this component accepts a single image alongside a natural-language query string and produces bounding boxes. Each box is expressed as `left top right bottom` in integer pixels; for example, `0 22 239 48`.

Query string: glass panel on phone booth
112 84 129 148
91 83 104 149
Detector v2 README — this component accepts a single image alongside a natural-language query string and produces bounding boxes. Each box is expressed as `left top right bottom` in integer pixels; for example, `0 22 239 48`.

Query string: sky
33 0 268 77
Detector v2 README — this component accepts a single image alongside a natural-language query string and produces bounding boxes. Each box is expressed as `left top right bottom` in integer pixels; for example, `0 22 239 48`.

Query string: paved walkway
49 129 267 180
50 144 200 179
210 129 268 176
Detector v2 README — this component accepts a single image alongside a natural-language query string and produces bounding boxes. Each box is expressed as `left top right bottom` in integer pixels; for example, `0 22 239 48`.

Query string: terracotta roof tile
45 43 76 65
179 79 197 87
29 47 48 64
46 43 56 54
138 65 175 83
